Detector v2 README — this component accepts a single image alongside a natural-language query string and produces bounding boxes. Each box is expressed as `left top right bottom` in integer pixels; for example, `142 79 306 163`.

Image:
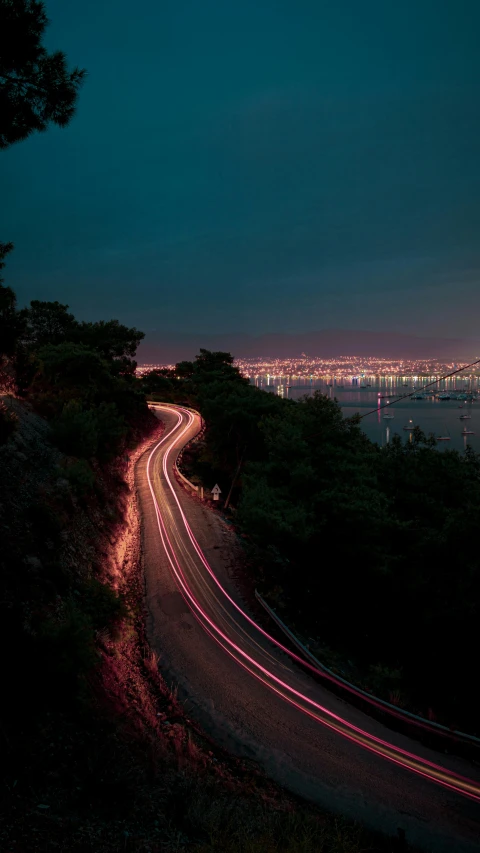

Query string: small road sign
211 484 222 501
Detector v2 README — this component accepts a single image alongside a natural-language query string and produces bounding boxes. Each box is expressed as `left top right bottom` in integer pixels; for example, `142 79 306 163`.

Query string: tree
33 342 114 404
139 369 174 401
193 348 247 386
13 301 79 393
0 240 13 284
0 0 86 149
72 319 144 375
0 243 23 390
51 400 98 458
194 349 235 371
94 401 126 461
20 300 78 348
175 360 194 379
0 241 19 358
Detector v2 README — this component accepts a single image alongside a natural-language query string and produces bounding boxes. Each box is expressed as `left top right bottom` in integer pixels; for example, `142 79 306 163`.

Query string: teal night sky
1 1 479 341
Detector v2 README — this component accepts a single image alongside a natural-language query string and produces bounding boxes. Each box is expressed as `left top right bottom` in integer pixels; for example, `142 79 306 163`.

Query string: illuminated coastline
138 356 479 381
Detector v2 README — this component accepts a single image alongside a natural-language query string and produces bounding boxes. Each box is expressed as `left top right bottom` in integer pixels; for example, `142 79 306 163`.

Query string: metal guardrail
175 463 198 492
255 589 480 747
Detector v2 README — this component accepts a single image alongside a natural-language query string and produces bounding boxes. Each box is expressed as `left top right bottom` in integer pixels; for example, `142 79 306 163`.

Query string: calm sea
249 375 480 453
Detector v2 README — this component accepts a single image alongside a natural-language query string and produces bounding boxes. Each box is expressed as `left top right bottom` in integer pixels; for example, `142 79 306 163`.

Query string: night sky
1 1 480 345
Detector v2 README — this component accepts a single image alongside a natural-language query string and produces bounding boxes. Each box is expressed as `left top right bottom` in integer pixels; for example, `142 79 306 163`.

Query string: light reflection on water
249 375 480 453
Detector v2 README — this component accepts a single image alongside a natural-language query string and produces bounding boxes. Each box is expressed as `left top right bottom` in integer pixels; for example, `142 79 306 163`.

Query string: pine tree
0 241 18 358
0 0 86 149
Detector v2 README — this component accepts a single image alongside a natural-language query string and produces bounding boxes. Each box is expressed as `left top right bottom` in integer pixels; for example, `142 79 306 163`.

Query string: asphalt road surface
136 403 480 852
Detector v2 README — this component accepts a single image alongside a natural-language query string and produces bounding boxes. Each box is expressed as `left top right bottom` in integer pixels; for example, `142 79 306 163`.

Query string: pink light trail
146 404 480 803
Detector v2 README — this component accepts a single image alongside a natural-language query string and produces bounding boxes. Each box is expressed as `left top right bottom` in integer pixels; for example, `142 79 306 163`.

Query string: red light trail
146 405 480 804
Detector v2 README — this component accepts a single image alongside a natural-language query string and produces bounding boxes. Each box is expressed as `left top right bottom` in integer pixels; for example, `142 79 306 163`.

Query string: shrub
44 560 72 595
79 577 127 630
0 399 17 444
95 401 126 461
28 500 65 538
51 400 98 457
64 459 96 496
39 603 98 701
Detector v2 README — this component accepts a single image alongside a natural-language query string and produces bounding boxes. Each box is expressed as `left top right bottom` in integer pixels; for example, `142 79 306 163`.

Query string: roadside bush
39 603 98 701
28 500 65 539
51 400 98 457
0 399 17 444
64 458 96 496
44 560 72 595
79 577 126 630
37 582 124 702
94 400 127 461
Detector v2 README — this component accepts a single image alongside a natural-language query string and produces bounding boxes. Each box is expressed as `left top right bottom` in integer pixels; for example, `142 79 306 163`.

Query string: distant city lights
137 356 477 381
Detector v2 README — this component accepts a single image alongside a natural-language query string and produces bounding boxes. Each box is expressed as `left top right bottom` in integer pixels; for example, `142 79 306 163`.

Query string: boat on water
403 419 416 431
462 427 475 435
460 414 472 420
437 423 451 441
383 413 394 419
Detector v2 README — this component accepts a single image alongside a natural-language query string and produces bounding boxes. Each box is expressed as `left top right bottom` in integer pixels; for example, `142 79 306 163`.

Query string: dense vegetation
0 256 156 704
150 353 480 731
1 288 150 448
1 292 415 853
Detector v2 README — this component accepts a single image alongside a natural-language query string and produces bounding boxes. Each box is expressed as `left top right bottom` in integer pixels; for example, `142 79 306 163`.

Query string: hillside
0 396 417 852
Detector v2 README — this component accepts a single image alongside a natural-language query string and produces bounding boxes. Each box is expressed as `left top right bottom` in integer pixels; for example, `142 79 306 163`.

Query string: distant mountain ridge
138 329 480 364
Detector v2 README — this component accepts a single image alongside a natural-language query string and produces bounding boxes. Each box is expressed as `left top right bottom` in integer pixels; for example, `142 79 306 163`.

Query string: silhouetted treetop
0 0 86 148
19 300 77 347
0 242 18 357
73 319 145 362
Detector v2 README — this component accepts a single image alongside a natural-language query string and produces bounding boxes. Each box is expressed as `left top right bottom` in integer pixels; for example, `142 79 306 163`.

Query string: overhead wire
358 356 480 419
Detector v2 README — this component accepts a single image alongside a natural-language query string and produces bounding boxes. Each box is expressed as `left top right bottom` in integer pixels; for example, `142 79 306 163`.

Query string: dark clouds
0 1 479 339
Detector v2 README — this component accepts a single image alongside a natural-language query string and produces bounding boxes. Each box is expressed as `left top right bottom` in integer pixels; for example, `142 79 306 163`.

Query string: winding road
136 403 480 852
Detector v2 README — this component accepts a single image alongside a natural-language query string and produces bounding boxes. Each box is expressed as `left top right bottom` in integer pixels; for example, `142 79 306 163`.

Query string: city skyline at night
137 355 479 380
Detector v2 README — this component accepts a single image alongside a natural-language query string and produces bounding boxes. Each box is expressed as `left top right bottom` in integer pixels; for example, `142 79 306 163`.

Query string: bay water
250 375 480 453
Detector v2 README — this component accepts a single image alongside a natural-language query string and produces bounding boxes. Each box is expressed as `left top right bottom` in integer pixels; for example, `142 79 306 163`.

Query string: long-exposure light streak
146 405 480 802
149 406 477 745
185 611 479 802
147 448 480 800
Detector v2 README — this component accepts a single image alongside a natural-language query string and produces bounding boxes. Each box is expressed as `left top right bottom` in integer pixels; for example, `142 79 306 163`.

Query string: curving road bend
137 404 480 852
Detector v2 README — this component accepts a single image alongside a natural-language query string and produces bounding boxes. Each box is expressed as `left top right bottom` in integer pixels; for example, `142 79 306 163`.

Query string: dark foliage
0 398 17 443
165 358 480 730
0 0 86 149
62 458 96 496
51 400 99 457
0 242 19 361
234 394 480 727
